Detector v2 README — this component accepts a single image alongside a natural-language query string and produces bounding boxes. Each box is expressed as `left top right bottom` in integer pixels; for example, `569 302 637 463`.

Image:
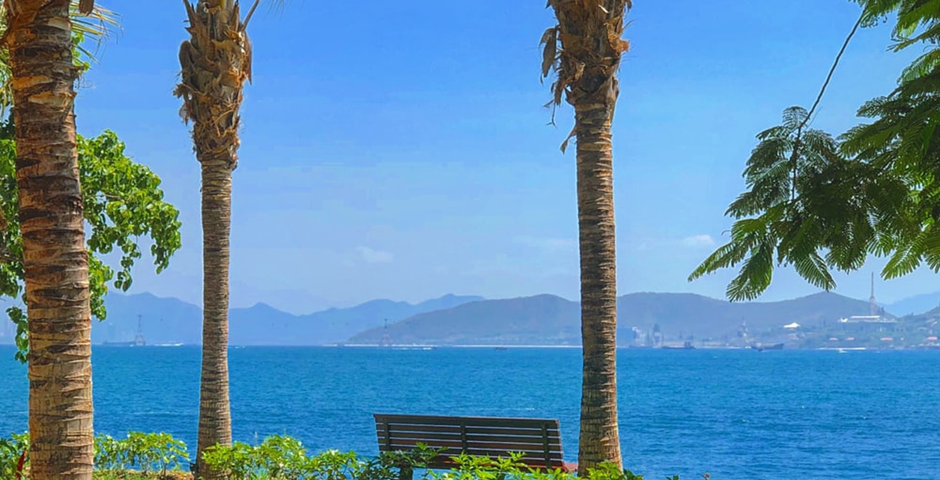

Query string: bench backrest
374 414 567 471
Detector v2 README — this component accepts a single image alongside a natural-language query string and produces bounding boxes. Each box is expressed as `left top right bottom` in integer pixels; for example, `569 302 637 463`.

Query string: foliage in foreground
95 432 189 477
3 431 189 479
0 431 28 479
0 121 183 362
200 436 684 480
691 1 940 300
2 432 693 480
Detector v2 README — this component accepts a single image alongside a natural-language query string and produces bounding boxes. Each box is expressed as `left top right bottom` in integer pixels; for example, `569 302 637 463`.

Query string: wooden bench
374 413 576 473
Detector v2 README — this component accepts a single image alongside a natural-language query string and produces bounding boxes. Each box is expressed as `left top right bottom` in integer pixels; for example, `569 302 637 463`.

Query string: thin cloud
682 234 715 248
356 246 394 264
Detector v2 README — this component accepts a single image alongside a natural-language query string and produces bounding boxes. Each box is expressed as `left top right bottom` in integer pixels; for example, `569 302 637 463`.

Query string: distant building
839 315 896 324
838 315 898 333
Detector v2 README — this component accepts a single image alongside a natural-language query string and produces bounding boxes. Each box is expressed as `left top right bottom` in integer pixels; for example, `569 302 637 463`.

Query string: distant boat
662 341 695 350
754 343 784 351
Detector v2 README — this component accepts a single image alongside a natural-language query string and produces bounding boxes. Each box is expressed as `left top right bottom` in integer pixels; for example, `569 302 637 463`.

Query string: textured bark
176 1 252 478
196 159 233 480
575 97 621 471
5 0 94 479
544 0 630 471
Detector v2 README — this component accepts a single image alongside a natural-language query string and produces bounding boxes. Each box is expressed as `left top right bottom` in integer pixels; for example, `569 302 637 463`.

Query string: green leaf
0 119 182 362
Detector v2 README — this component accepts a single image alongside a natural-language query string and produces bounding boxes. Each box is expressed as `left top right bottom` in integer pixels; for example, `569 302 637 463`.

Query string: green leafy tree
691 0 940 299
0 120 182 361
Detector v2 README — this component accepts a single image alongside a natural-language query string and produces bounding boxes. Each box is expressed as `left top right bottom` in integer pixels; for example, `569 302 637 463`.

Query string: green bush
200 436 686 480
93 431 189 477
2 431 692 480
0 431 28 479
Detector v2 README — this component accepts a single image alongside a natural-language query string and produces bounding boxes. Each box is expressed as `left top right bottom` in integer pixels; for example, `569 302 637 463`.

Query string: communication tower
133 314 146 346
379 318 391 347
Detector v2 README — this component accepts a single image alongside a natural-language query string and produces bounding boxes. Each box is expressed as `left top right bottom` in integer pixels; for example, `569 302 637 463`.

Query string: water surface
1 346 937 479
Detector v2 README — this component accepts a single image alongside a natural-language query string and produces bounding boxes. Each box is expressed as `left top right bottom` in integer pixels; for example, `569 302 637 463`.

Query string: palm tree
541 0 631 471
175 1 259 477
2 0 98 478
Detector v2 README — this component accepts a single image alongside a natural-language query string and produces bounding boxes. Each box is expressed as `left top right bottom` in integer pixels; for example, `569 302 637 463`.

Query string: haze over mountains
2 288 928 347
3 289 937 347
348 292 881 345
81 292 483 346
883 293 940 317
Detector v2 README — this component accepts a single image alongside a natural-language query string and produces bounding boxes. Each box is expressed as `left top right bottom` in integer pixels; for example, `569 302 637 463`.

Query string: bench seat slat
376 424 562 439
374 413 572 474
375 424 464 435
425 460 574 472
378 444 563 454
464 426 562 437
422 459 567 469
375 414 559 429
379 446 565 463
374 430 562 446
376 422 560 435
382 438 562 452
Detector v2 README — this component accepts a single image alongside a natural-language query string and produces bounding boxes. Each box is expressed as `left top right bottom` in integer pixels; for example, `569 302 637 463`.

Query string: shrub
92 431 189 477
4 431 693 480
200 435 687 480
0 431 28 479
124 432 189 476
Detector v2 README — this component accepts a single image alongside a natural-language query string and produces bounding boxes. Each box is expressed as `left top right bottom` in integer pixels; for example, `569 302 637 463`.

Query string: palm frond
541 0 631 139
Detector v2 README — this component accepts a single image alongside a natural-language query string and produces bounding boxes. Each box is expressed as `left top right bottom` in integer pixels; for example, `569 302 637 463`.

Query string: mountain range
348 291 881 345
2 289 937 347
883 292 940 317
83 292 483 346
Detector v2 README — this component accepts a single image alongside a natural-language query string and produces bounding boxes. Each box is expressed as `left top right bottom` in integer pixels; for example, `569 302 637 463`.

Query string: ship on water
662 341 696 350
102 340 141 347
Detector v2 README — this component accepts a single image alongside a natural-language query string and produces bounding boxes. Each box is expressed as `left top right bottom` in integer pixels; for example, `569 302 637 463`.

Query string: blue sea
1 346 939 479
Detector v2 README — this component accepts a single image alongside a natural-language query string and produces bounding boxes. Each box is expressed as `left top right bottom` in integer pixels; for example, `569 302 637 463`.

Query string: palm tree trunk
176 2 253 478
196 158 233 479
543 1 630 470
575 94 622 472
6 1 94 479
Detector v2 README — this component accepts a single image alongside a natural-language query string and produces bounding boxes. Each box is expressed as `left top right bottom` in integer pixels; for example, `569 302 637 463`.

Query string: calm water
1 346 938 479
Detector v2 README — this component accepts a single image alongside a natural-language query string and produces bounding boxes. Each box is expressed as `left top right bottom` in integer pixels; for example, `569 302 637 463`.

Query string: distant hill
619 291 885 336
1 289 886 347
93 292 203 345
85 292 484 346
347 291 883 345
349 294 581 345
229 293 484 345
883 292 940 317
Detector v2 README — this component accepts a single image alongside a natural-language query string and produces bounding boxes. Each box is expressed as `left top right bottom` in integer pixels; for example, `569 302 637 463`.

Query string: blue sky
76 0 930 314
